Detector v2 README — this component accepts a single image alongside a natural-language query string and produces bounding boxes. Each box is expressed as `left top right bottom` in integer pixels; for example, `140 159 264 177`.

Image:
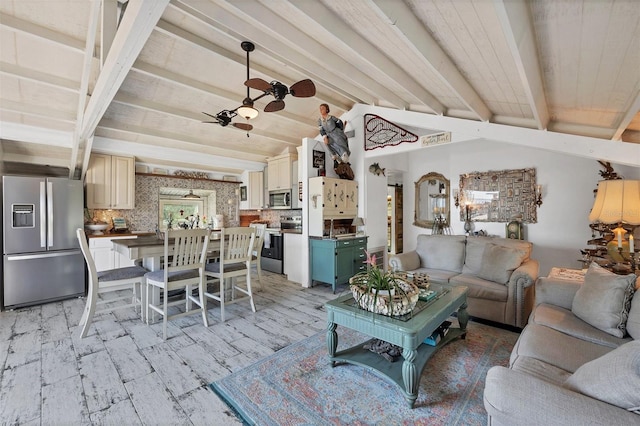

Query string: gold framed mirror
414 172 450 228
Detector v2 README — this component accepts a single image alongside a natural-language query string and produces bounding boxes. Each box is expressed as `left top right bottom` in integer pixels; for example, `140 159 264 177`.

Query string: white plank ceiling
1 0 639 178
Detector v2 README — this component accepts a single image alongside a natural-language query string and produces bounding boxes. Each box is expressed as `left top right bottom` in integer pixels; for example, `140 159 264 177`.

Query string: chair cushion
145 269 200 283
205 262 246 274
98 265 148 282
477 243 528 284
564 340 640 413
571 263 636 338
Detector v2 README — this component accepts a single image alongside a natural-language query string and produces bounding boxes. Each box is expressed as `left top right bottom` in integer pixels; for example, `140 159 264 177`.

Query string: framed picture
312 149 325 169
459 168 538 223
240 186 247 201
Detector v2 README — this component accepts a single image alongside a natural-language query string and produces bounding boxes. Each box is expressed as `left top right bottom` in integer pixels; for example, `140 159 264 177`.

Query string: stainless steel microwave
269 190 291 209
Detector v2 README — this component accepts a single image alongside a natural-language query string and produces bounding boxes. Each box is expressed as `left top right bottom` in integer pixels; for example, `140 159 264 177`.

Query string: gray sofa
484 264 640 425
388 235 538 328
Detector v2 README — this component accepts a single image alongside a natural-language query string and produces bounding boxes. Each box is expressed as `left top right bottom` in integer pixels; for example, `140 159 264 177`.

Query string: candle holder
616 247 637 273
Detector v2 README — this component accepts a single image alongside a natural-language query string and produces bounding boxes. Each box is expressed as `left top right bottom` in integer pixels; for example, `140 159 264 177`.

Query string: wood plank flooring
0 272 343 425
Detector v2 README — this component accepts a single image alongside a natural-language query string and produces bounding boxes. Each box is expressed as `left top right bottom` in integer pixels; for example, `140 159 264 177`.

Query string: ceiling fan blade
233 122 253 131
245 78 271 92
264 99 285 112
289 79 316 97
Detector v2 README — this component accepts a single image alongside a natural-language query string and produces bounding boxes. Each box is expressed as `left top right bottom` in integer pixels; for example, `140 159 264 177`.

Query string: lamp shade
352 217 365 226
588 180 640 225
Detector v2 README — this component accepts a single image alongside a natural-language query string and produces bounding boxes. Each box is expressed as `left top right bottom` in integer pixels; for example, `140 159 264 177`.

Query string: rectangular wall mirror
158 188 216 230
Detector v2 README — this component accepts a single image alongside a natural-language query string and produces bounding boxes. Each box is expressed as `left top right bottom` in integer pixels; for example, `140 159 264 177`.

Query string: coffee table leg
327 321 337 366
401 347 418 408
458 302 469 338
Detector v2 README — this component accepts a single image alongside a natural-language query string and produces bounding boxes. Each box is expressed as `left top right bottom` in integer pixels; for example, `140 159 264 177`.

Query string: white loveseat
388 235 539 328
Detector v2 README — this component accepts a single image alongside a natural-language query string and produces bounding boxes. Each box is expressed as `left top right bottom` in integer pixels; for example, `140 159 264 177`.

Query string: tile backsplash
90 175 241 232
89 174 302 232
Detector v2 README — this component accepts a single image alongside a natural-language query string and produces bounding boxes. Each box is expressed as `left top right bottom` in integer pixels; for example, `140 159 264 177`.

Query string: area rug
209 319 519 425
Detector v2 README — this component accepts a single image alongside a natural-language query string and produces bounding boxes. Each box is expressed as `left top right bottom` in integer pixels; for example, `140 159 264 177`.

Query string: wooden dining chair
203 227 256 322
249 223 266 290
76 228 148 338
145 228 210 340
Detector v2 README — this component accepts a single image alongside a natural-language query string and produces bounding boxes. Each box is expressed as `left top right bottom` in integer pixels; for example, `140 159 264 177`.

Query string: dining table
111 232 222 271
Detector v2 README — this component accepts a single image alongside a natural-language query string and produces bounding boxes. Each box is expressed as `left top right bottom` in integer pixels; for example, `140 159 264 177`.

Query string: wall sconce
535 184 543 207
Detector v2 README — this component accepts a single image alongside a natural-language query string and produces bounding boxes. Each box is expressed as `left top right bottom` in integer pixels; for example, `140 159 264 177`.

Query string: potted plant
349 251 419 317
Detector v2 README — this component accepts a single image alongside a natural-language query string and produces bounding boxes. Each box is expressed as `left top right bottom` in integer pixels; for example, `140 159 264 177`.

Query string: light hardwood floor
0 272 343 425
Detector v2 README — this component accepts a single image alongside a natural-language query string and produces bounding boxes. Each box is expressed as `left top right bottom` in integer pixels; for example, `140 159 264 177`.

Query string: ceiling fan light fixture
237 105 259 120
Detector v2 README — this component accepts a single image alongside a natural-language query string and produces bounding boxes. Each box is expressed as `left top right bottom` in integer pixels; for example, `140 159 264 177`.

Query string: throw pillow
477 243 527 284
626 293 640 340
564 340 640 413
571 262 636 338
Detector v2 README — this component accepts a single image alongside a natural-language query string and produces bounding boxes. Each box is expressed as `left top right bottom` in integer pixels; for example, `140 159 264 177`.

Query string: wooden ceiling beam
290 0 444 114
370 0 491 121
80 0 169 142
612 85 640 141
0 61 78 92
494 0 550 131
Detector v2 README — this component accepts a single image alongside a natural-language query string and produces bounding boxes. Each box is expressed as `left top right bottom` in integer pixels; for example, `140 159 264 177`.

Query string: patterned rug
209 319 519 425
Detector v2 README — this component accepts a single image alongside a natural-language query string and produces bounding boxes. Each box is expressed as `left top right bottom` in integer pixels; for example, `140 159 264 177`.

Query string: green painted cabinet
310 236 368 293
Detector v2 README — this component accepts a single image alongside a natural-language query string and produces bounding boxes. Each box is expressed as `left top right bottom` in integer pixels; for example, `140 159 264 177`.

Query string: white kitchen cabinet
308 177 358 236
86 154 135 209
267 153 297 191
88 235 137 272
248 171 264 209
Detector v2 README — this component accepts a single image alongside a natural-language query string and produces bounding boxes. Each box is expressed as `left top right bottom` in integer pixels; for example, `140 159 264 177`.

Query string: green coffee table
325 285 468 408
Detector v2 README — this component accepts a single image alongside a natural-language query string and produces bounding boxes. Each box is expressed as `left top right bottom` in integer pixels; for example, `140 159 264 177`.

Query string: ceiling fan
202 41 316 130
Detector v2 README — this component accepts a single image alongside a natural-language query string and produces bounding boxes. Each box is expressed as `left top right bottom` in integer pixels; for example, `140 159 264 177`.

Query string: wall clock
506 221 523 240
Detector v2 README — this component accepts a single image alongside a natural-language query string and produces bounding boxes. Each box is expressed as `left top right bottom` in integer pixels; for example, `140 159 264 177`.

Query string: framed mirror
158 188 216 230
414 172 450 228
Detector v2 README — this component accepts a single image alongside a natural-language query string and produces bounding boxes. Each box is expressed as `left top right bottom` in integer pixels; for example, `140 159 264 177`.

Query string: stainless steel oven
268 190 291 209
261 230 283 274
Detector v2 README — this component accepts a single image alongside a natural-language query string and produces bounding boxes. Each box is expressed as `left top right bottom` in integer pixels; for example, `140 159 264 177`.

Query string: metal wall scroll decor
364 114 418 151
459 168 538 223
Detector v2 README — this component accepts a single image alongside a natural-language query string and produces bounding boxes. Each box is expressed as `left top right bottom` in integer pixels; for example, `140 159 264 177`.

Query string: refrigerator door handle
40 181 47 248
47 180 54 248
6 250 82 261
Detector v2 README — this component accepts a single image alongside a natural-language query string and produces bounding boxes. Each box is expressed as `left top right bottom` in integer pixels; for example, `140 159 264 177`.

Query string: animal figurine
369 162 386 176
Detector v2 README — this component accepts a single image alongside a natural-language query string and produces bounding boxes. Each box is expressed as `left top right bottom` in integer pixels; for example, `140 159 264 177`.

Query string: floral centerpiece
349 251 419 317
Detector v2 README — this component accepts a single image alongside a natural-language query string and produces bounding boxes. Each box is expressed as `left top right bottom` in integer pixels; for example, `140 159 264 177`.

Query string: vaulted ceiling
1 0 639 179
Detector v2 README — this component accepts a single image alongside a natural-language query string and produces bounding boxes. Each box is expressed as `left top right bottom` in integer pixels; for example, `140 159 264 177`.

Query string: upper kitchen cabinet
248 171 264 209
267 153 297 191
86 154 135 209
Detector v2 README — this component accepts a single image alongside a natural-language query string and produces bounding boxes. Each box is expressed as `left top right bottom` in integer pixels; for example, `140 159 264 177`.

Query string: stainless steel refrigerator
2 176 85 309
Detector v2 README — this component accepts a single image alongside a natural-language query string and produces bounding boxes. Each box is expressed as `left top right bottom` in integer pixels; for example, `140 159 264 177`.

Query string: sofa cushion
449 273 508 302
415 234 466 273
461 237 491 275
571 263 636 338
510 355 572 386
409 267 460 285
564 340 640 413
532 303 631 349
477 243 528 284
627 293 640 340
509 323 614 374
